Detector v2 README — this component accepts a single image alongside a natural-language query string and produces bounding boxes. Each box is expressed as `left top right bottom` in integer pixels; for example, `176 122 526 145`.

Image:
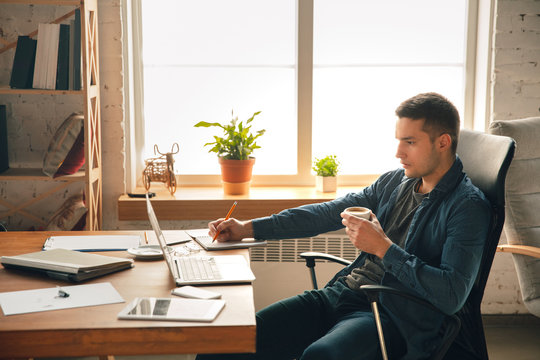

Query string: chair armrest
497 244 540 258
299 252 352 290
299 251 353 267
360 284 443 314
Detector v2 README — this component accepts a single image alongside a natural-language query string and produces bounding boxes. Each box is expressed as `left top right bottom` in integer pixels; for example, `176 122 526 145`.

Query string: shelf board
0 86 83 95
118 186 366 221
0 1 81 5
0 168 85 181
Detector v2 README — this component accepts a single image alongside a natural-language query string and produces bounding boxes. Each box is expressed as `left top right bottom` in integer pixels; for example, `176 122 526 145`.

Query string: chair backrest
489 117 540 318
457 130 515 289
450 129 515 359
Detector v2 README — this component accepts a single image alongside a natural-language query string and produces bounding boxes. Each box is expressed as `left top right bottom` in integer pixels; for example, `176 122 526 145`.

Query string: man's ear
438 133 452 152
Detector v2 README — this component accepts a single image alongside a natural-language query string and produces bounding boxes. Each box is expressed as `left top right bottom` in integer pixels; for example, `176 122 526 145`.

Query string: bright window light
141 0 296 175
139 0 469 181
313 0 467 174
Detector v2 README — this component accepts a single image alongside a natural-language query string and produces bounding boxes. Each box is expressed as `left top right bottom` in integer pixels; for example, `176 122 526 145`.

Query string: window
313 0 468 175
130 0 476 187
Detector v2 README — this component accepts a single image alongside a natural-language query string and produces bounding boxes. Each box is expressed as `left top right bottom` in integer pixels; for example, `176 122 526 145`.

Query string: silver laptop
145 194 255 285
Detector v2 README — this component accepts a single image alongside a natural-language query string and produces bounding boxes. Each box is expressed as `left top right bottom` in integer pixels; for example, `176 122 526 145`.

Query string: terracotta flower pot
218 157 255 195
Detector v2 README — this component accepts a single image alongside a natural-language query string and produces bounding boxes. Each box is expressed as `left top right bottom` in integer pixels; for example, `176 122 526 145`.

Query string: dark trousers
196 280 405 360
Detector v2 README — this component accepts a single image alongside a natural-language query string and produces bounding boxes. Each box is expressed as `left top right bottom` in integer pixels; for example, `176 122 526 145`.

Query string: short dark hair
395 92 460 154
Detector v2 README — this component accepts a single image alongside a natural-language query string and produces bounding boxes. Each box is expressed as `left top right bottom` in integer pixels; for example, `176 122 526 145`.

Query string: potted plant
194 110 265 195
312 155 340 192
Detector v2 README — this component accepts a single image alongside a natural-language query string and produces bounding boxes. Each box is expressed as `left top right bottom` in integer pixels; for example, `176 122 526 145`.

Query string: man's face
395 117 440 179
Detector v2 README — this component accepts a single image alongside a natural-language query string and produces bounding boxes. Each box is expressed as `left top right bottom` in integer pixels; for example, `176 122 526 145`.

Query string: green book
9 36 37 89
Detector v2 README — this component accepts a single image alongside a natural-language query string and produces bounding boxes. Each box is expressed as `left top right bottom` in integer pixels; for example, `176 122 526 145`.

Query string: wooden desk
0 231 256 358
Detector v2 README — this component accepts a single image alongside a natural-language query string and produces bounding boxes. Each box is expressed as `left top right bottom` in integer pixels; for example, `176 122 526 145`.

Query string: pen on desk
213 201 238 242
56 286 70 298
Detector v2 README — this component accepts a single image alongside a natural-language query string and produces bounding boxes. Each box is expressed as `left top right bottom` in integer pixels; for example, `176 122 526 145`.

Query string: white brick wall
97 0 126 231
492 0 540 120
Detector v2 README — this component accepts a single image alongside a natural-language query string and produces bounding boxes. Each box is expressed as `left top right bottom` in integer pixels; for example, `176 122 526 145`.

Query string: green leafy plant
194 111 266 160
312 155 340 177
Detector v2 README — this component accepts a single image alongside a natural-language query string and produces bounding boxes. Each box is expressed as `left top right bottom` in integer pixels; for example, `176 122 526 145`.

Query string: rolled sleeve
252 216 275 239
382 243 409 276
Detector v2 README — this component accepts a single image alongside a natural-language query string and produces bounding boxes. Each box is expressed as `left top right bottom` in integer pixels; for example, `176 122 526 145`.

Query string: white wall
491 0 540 121
1 0 539 314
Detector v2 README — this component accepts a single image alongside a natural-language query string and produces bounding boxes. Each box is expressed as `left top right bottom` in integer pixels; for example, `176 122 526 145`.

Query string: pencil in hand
213 201 238 242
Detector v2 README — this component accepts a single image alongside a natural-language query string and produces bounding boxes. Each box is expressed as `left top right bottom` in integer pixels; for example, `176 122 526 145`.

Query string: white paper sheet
0 282 124 315
43 235 142 251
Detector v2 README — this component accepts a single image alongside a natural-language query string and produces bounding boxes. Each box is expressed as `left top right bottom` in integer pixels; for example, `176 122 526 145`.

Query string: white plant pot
316 176 337 193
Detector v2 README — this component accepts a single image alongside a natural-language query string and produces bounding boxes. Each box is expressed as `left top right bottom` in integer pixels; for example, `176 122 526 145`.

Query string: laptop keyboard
177 256 223 281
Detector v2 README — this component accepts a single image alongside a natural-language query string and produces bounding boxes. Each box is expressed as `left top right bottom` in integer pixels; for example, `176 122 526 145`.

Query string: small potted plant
312 155 340 192
194 110 265 195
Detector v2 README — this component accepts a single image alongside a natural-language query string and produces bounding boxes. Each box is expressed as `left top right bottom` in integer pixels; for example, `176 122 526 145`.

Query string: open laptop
145 194 255 285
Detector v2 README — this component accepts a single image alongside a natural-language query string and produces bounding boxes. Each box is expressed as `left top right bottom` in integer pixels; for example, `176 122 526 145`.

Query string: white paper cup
344 207 371 220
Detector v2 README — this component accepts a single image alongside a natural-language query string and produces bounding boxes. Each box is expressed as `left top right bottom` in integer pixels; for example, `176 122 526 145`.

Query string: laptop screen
146 194 177 277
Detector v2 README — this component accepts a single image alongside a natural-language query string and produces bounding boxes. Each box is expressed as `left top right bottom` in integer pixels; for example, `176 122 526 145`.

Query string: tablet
117 297 225 322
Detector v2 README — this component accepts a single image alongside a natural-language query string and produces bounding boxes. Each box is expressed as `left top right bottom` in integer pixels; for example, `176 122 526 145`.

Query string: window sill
118 185 365 221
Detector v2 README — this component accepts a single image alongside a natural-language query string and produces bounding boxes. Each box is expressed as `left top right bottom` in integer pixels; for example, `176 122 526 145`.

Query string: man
196 93 491 360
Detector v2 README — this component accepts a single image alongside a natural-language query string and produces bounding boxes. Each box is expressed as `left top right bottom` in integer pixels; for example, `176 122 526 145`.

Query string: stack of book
9 9 81 91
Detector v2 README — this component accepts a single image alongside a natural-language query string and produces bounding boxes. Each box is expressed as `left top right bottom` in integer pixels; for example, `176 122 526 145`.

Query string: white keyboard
177 256 222 281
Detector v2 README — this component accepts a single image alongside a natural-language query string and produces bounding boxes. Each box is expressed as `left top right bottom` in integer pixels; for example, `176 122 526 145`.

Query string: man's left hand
341 212 392 259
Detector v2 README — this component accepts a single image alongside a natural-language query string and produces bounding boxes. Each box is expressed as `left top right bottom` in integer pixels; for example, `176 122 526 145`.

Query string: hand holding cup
341 206 392 258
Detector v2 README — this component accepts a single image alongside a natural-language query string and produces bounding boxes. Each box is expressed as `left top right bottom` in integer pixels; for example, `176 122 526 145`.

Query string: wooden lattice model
143 143 179 195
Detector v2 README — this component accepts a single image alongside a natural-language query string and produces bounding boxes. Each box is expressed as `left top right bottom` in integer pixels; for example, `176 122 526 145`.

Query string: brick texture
492 0 540 120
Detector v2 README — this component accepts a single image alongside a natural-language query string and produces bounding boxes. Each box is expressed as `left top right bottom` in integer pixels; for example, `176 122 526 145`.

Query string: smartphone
127 192 155 198
172 286 222 299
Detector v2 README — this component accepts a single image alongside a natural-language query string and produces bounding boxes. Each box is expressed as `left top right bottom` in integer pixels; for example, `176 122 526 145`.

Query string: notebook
0 248 134 282
146 194 255 285
186 229 267 251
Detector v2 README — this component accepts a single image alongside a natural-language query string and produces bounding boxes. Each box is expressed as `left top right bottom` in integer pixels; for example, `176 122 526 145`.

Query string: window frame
123 0 489 191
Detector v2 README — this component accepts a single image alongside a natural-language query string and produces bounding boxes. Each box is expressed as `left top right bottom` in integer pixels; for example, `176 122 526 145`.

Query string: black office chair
300 129 515 360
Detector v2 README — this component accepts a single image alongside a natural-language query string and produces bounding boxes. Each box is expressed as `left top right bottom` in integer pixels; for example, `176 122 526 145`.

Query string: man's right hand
209 218 254 242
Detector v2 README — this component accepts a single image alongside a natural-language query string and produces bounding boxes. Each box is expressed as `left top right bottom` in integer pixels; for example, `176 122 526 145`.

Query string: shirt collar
399 155 464 199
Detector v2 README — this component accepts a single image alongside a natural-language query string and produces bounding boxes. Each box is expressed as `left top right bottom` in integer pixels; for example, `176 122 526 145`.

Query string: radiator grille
250 234 360 263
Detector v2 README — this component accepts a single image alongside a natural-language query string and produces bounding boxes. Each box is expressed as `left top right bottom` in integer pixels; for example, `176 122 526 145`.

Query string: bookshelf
0 0 102 231
0 87 82 95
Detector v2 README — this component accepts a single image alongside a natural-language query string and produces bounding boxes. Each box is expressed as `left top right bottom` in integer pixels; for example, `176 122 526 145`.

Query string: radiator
249 231 360 311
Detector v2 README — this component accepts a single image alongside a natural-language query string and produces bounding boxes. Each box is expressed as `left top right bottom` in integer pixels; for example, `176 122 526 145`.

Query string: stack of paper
42 234 142 251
